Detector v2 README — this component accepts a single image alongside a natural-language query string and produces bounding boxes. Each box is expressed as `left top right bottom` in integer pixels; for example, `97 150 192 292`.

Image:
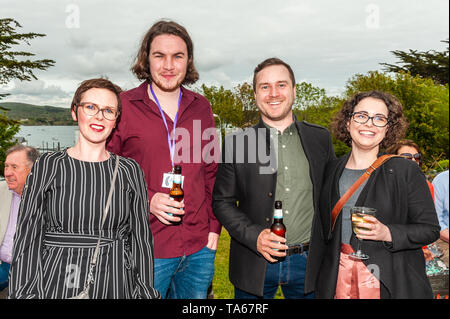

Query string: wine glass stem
356 238 363 255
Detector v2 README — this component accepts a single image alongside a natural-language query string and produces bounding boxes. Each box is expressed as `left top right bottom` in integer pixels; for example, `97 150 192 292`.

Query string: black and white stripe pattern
9 150 160 299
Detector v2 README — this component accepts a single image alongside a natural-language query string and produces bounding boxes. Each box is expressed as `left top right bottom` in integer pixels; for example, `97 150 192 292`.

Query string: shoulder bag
331 154 403 231
69 154 120 299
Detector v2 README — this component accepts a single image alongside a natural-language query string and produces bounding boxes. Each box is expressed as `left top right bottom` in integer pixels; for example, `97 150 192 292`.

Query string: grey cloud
7 80 69 98
65 32 92 50
2 79 72 108
196 47 234 72
68 49 132 77
0 0 448 101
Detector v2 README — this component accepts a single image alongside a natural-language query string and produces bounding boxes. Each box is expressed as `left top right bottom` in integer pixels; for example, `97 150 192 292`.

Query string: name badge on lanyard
149 83 185 188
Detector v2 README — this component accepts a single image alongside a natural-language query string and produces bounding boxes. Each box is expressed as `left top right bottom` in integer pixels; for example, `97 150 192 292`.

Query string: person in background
9 78 160 299
387 139 441 265
311 90 440 298
432 170 449 266
107 20 220 299
0 145 39 295
386 139 434 200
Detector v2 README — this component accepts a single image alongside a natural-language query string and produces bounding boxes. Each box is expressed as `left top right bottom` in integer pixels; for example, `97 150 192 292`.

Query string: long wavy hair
131 20 199 85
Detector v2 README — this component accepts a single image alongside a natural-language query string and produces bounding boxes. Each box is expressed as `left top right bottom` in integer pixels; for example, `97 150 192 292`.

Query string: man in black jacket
213 58 335 298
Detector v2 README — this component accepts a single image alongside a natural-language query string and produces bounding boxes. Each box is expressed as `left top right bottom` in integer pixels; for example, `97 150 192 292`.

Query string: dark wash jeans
154 246 216 299
234 251 314 299
0 262 10 291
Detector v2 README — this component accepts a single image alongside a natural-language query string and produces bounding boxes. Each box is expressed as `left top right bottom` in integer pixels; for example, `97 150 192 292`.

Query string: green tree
0 18 55 98
0 18 55 174
380 40 449 85
234 82 258 127
200 84 244 129
0 112 20 174
293 82 350 156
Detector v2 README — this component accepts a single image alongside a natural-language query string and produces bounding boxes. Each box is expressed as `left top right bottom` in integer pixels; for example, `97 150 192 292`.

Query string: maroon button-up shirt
107 82 221 258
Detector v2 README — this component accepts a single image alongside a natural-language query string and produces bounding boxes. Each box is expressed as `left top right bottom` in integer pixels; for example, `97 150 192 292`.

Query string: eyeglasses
78 102 119 121
351 112 389 127
400 152 422 163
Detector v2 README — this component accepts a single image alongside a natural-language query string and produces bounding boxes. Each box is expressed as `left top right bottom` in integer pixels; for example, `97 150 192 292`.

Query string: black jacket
212 118 335 296
309 153 440 299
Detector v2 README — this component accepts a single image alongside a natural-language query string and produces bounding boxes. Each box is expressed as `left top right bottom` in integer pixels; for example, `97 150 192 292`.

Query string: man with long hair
107 20 220 299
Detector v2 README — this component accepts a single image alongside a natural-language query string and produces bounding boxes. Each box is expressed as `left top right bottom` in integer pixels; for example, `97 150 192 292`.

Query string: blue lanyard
149 83 183 169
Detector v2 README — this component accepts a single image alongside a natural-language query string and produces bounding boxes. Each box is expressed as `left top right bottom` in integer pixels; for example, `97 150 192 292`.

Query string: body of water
16 126 79 150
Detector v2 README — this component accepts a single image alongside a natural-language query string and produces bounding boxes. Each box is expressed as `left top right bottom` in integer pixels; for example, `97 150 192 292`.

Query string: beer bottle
270 200 286 261
169 165 184 225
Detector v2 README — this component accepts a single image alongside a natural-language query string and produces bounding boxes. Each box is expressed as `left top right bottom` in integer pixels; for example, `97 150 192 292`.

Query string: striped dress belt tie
44 232 118 249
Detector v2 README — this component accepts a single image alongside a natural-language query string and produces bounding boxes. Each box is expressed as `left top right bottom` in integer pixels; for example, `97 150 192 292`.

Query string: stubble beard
258 101 294 123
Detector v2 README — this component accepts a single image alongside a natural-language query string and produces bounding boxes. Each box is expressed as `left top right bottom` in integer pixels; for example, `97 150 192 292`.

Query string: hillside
0 102 74 125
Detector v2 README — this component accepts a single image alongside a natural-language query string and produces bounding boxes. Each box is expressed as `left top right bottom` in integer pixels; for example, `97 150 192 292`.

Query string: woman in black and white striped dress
9 79 160 299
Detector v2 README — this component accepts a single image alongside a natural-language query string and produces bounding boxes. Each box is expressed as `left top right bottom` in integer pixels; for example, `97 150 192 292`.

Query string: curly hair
330 90 408 150
131 20 199 85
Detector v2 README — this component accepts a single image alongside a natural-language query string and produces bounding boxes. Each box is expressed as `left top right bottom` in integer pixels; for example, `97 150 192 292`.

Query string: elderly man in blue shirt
0 145 39 293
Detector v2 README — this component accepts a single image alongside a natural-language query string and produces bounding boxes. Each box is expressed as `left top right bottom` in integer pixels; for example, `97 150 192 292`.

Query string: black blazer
212 118 335 296
309 153 440 299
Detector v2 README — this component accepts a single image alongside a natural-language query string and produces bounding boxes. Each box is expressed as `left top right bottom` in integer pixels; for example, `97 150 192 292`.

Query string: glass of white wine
350 207 377 260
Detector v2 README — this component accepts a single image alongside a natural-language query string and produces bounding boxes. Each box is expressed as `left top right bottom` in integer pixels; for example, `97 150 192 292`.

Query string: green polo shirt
266 121 314 245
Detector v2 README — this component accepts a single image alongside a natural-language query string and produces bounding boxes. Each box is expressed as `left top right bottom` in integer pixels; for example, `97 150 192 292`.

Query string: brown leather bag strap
330 154 403 231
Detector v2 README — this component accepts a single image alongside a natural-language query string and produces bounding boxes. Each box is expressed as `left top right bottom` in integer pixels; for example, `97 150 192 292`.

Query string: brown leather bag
331 154 403 232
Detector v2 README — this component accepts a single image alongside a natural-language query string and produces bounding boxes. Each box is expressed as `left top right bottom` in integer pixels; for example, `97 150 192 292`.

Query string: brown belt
286 243 309 256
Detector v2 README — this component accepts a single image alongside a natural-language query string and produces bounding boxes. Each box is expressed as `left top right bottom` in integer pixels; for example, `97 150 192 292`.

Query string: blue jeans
154 246 216 299
234 252 314 299
0 262 10 291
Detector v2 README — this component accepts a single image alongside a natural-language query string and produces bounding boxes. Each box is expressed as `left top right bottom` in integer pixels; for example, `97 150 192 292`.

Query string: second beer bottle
169 165 184 225
270 200 286 262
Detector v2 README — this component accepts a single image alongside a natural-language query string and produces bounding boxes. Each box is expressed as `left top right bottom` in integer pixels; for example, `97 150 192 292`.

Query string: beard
258 103 293 123
151 72 186 93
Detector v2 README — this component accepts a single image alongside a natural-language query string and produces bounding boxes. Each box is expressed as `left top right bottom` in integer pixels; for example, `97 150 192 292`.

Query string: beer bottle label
274 208 283 219
168 197 184 215
173 174 182 184
273 242 281 252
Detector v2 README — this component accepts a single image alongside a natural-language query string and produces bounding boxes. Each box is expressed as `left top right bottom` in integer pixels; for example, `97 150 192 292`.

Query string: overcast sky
1 0 448 108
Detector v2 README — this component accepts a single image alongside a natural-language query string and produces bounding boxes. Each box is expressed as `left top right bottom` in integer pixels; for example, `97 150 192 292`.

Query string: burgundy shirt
107 82 221 258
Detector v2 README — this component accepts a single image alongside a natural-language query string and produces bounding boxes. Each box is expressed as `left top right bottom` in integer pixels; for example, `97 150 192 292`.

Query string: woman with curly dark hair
308 90 440 299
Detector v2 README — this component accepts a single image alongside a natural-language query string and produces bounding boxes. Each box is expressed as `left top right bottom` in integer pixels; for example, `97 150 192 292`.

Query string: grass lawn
212 227 283 299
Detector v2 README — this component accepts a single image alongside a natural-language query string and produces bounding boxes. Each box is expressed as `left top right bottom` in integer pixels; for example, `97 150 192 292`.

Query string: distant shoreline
1 102 74 126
